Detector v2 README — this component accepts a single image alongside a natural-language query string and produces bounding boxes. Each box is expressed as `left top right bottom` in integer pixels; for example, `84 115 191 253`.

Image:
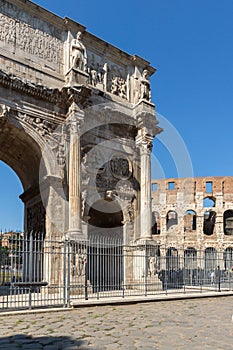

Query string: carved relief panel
86 52 107 90
110 155 132 180
0 1 64 73
17 111 67 173
85 50 129 100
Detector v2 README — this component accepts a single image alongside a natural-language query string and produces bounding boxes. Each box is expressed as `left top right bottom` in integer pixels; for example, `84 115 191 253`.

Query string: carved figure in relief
56 144 66 168
148 257 156 277
140 69 151 101
110 157 130 179
33 118 51 137
111 76 119 95
87 62 106 88
97 63 105 84
127 203 134 222
133 78 140 104
81 189 87 217
90 65 97 86
0 15 15 45
77 250 87 276
81 153 90 185
71 31 87 71
0 104 10 118
111 76 127 99
119 78 127 99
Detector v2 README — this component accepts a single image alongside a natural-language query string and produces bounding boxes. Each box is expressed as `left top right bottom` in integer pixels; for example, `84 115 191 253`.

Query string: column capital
135 127 154 155
67 102 84 135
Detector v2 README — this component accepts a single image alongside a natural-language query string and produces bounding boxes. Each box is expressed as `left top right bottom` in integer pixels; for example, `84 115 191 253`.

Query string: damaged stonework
151 177 233 271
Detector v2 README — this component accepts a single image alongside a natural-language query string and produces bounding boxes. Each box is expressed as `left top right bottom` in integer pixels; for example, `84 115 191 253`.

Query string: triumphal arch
0 0 161 244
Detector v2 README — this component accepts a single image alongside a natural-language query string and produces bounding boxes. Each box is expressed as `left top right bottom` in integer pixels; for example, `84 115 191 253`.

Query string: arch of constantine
0 0 161 241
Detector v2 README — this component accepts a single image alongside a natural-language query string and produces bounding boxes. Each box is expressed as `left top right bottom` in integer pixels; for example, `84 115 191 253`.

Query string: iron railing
0 233 232 311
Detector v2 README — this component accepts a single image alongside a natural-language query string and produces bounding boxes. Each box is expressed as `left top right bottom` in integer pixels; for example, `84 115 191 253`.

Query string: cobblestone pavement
0 297 233 349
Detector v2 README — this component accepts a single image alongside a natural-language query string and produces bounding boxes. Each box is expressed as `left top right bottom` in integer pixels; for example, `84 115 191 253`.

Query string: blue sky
1 0 233 230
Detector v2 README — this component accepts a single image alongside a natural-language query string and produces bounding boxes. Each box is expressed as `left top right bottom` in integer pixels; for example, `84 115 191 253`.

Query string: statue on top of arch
66 31 89 85
70 31 87 72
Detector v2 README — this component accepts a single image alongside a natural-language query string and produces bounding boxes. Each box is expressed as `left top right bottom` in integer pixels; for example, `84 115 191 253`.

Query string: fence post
85 241 88 300
145 241 147 297
97 239 100 300
29 233 33 283
67 239 71 307
217 265 221 292
63 239 67 307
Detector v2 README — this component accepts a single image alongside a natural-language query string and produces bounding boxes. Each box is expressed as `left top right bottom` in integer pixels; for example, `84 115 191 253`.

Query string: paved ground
0 296 232 349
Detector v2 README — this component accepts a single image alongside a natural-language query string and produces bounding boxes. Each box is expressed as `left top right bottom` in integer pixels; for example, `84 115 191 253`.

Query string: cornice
0 69 92 108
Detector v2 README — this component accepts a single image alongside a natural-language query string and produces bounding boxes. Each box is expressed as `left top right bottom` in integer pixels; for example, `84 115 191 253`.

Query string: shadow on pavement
0 334 91 349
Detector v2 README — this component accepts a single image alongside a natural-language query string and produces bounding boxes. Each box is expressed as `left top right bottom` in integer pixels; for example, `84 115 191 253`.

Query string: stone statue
148 256 156 277
71 31 87 71
140 69 151 101
97 63 105 84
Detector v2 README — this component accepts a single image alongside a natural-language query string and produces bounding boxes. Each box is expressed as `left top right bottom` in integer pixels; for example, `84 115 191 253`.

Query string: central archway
0 120 44 234
87 199 124 292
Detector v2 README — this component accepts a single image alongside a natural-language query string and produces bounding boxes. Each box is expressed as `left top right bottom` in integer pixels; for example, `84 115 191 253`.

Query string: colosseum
151 176 233 272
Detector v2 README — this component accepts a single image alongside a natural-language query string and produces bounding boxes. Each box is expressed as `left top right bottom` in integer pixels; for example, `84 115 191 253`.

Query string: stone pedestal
66 67 89 86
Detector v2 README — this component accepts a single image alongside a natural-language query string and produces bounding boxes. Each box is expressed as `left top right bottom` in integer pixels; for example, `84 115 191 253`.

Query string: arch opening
166 210 178 231
152 211 160 235
0 161 23 232
184 248 197 285
223 247 233 271
223 210 233 236
184 210 196 231
203 197 215 208
0 121 46 235
204 247 217 274
203 210 216 236
87 198 124 292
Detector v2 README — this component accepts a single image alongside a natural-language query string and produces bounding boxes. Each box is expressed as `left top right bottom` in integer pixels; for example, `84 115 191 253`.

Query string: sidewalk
0 295 233 349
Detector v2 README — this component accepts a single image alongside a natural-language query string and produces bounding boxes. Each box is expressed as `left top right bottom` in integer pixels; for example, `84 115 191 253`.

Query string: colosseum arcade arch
223 210 233 235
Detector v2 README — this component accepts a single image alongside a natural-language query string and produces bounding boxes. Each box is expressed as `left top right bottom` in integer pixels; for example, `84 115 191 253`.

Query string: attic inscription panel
0 0 63 72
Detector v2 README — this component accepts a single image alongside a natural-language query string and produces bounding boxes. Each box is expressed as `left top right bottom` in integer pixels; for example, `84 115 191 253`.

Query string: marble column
136 128 154 240
67 102 84 239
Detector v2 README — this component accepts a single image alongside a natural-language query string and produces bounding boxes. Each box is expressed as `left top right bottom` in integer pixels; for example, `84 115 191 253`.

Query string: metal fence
0 233 233 311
